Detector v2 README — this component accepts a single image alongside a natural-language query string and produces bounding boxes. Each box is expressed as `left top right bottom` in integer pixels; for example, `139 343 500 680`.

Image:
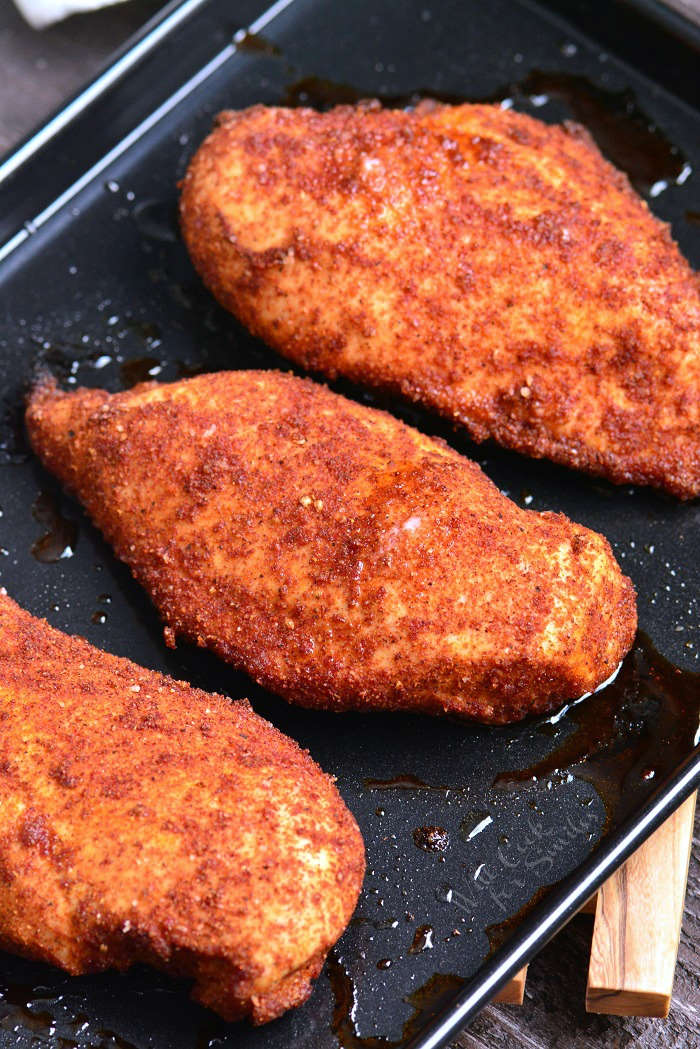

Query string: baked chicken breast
0 588 364 1023
180 102 700 498
26 370 636 722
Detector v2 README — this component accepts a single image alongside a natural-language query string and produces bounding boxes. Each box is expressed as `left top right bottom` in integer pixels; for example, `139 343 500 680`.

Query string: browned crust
26 370 637 724
179 102 699 499
0 589 365 1023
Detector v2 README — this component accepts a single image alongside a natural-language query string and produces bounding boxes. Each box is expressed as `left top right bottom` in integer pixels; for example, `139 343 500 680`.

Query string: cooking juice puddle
364 774 466 794
366 633 699 824
494 632 699 822
326 952 463 1049
195 958 464 1049
31 490 78 563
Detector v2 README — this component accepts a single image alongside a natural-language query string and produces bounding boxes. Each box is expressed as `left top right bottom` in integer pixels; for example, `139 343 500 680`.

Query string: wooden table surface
1 2 698 1047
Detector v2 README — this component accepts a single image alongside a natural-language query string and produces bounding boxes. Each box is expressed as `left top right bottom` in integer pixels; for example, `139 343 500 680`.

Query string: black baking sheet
0 1 698 1047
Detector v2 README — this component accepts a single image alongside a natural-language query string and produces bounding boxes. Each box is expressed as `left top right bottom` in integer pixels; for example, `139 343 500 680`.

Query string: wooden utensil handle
586 792 697 1017
492 966 527 1005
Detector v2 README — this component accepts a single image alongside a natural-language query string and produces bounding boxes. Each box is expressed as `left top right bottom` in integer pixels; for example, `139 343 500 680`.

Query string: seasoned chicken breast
0 589 364 1024
179 102 700 499
26 370 636 722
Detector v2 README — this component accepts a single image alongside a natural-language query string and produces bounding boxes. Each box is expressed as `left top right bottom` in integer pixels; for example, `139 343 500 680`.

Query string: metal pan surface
0 1 698 1046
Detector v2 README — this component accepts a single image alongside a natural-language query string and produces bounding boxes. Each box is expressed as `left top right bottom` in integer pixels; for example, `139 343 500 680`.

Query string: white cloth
13 0 130 30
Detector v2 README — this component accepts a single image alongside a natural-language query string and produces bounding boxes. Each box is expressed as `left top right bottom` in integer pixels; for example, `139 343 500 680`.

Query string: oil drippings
128 320 161 344
233 28 282 56
31 491 77 563
494 632 700 822
350 915 399 932
408 925 434 954
413 826 449 853
120 357 163 387
485 885 551 955
176 360 209 380
327 951 463 1049
280 71 686 195
364 773 462 793
0 981 138 1049
282 77 464 110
